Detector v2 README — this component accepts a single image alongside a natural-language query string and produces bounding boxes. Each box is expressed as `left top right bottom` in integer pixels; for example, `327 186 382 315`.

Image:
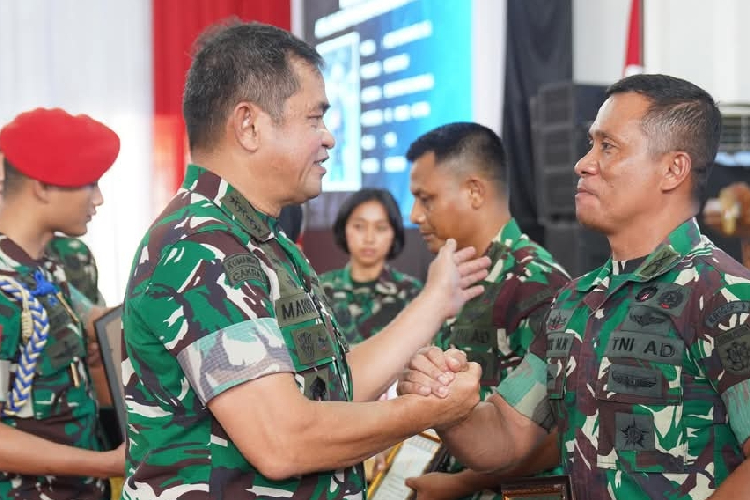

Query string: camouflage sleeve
496 329 553 432
494 281 556 362
135 231 294 405
695 282 750 445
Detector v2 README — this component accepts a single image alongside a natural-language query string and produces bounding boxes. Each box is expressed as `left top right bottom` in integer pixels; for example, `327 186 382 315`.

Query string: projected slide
305 0 473 226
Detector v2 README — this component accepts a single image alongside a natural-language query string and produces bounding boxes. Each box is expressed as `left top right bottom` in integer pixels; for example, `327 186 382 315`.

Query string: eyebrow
588 129 617 142
313 101 330 114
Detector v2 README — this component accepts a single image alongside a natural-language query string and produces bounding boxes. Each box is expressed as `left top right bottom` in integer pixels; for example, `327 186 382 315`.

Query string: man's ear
31 180 52 203
231 102 263 152
661 151 692 192
466 177 486 210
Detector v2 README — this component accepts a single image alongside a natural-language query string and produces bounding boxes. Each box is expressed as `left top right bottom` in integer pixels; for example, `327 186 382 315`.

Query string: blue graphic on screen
313 0 472 226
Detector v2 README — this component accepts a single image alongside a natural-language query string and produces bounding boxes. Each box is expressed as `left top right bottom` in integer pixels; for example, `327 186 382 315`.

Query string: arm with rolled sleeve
694 283 750 498
438 341 554 473
131 232 481 481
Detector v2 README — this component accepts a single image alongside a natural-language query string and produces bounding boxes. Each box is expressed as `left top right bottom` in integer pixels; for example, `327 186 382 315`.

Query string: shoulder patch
716 325 750 375
223 253 265 287
706 301 750 328
221 192 270 240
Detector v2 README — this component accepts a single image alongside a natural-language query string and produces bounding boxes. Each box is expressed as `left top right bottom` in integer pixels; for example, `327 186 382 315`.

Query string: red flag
624 0 643 76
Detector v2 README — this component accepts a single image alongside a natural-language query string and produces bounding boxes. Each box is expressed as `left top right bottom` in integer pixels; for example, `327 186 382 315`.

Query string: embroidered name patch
451 326 495 347
275 292 318 327
546 333 574 358
605 332 684 365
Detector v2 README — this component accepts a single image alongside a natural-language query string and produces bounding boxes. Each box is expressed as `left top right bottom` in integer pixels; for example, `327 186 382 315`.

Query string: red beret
0 108 120 188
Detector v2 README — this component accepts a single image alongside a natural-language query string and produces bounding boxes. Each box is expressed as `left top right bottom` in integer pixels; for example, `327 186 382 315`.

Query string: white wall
573 0 631 85
0 0 154 305
574 0 750 104
645 0 750 104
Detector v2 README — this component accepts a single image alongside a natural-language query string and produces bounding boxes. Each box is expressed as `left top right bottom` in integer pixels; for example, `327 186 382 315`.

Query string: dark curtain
503 0 572 244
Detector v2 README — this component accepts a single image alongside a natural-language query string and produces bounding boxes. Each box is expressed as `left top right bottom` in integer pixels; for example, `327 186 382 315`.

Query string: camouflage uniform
47 236 105 306
319 264 422 344
437 219 570 499
500 218 750 499
122 165 365 499
0 235 105 500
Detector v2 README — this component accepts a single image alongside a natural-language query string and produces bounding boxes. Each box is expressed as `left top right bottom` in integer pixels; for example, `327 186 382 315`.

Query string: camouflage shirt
436 219 569 397
437 219 569 499
122 164 365 500
319 264 422 344
500 219 750 500
0 235 105 500
47 236 105 306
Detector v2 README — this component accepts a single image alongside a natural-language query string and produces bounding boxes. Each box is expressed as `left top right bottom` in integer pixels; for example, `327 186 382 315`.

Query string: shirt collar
575 218 703 292
182 164 278 242
342 263 395 291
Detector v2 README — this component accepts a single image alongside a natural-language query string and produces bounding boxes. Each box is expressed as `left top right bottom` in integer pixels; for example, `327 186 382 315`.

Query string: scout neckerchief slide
0 270 54 417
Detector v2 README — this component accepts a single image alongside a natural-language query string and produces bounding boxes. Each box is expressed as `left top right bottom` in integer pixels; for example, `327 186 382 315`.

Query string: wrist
416 285 449 323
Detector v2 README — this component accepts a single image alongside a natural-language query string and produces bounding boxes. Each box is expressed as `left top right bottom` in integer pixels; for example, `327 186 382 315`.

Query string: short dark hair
183 20 323 152
606 74 722 200
2 157 28 198
405 122 507 193
332 188 405 260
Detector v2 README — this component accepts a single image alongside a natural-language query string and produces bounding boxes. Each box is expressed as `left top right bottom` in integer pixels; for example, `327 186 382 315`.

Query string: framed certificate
94 305 126 441
368 431 448 500
499 475 574 500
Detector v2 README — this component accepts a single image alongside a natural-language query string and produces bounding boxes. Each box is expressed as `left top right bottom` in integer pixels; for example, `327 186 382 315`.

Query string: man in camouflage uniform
321 265 422 345
0 108 124 499
402 122 570 499
0 157 105 308
122 22 490 500
401 75 750 499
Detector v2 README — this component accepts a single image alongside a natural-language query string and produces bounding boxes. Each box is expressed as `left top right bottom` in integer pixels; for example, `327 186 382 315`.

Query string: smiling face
574 92 667 236
409 152 473 254
345 200 395 269
264 59 335 204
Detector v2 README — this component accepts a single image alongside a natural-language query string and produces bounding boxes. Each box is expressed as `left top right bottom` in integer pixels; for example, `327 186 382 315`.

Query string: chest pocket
277 290 348 402
593 295 687 473
450 323 498 386
544 309 575 401
448 284 502 386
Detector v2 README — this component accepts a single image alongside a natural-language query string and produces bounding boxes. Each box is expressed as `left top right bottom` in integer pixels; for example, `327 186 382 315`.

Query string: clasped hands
398 346 482 430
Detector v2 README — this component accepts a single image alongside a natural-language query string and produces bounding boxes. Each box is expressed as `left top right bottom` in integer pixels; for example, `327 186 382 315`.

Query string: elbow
460 451 504 474
254 457 299 482
238 431 309 481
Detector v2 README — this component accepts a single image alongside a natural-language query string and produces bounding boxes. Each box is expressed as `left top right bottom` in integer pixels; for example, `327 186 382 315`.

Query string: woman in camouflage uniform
321 188 422 345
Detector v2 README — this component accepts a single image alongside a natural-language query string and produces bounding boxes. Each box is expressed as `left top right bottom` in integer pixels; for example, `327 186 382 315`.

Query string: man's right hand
426 360 481 431
399 346 469 398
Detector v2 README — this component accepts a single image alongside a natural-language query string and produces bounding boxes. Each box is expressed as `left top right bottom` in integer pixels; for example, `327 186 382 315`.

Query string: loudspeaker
537 82 607 127
532 82 607 224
